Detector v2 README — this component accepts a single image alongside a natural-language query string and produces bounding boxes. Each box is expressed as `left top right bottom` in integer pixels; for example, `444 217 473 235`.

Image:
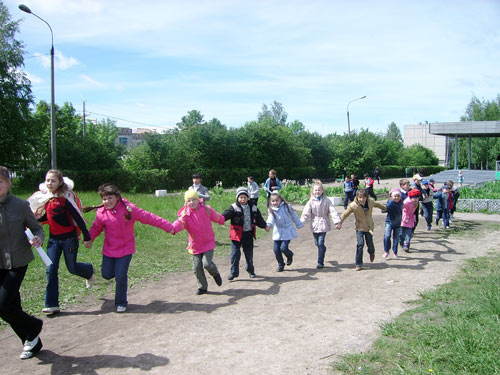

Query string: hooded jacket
172 203 225 255
266 202 303 241
340 196 386 233
300 195 341 233
89 198 173 258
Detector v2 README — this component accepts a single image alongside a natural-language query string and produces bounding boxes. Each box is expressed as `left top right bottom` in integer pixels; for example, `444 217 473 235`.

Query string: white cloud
35 51 80 70
25 71 44 84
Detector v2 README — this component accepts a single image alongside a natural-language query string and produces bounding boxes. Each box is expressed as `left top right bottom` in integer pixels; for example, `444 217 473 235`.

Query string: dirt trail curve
2 211 500 375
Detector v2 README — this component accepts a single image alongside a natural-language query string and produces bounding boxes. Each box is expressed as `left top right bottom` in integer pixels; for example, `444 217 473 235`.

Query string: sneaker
355 266 362 271
86 272 95 289
227 274 238 281
249 273 256 278
427 225 431 231
383 252 389 258
20 338 42 360
42 306 60 314
116 306 127 313
393 252 398 258
196 288 207 295
286 251 294 266
213 273 222 286
277 265 284 272
369 253 375 262
316 263 324 269
445 226 450 229
402 247 410 253
23 336 40 352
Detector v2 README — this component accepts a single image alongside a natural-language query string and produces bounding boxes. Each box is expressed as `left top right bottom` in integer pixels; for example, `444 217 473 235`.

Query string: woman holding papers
0 166 45 360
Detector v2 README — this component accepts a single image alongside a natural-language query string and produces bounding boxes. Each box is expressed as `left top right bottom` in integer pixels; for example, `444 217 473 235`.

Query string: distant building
115 127 158 148
404 123 447 166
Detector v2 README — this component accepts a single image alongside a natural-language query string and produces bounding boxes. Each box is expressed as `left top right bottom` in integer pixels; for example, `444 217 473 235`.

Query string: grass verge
332 229 500 375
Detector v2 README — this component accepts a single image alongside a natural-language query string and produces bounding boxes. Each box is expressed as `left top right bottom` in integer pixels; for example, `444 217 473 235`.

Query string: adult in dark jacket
0 166 45 360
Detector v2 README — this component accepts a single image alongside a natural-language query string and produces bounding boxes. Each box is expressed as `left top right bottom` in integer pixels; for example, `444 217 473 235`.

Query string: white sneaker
23 336 39 351
116 306 127 313
383 252 389 258
42 306 60 314
86 273 95 289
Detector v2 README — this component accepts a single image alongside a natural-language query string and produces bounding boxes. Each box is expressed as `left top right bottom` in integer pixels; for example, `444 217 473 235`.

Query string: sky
4 0 500 135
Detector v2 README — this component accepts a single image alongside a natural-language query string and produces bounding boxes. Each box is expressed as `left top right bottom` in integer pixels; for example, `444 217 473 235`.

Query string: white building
404 123 447 166
115 127 158 148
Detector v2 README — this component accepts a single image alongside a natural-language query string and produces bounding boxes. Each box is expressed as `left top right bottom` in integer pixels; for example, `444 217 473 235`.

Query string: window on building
119 137 128 146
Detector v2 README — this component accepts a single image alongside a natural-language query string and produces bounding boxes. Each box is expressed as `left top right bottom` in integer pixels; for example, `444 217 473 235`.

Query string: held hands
265 225 271 232
29 236 42 248
83 240 93 249
335 223 342 230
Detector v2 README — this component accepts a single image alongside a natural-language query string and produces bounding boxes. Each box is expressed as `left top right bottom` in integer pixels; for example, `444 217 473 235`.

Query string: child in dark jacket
383 188 403 258
223 187 268 280
434 185 452 228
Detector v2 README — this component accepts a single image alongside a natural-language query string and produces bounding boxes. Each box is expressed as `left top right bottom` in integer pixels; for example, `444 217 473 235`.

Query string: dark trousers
355 231 375 266
367 186 377 200
230 231 255 276
421 202 433 226
344 191 354 209
0 266 43 344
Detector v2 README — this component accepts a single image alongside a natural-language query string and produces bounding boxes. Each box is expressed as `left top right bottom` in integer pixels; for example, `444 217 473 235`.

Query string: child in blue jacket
383 188 403 258
266 192 303 272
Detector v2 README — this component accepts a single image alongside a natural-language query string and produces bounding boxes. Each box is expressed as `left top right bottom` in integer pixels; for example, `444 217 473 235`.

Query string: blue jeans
400 227 414 248
273 240 293 266
313 232 327 265
45 236 93 308
356 231 374 266
344 191 354 209
436 209 450 227
421 202 433 227
101 254 132 307
230 231 255 276
383 223 401 254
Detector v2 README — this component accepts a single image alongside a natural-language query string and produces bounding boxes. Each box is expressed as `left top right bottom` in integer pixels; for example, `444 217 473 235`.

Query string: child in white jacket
300 180 341 269
266 192 303 272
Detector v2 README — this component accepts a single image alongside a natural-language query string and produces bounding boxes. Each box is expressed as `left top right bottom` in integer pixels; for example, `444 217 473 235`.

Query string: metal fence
455 199 500 213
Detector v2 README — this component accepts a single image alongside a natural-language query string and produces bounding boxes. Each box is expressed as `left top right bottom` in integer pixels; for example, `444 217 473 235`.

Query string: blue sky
5 0 500 135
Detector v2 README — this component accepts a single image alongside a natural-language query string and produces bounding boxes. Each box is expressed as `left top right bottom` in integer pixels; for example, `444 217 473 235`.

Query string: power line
78 110 175 129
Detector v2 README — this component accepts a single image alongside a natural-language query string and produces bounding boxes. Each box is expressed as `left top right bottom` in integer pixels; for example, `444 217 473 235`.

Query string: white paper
25 228 52 267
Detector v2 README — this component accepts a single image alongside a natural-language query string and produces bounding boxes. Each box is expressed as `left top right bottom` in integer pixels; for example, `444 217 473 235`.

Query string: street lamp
346 95 366 136
19 4 57 169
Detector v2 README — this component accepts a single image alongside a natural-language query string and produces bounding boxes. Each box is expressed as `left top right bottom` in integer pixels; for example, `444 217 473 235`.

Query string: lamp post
346 95 366 136
19 4 57 169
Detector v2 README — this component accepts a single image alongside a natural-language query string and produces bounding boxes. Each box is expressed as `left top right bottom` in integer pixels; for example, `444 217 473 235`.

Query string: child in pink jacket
399 189 421 253
172 189 225 295
84 184 173 313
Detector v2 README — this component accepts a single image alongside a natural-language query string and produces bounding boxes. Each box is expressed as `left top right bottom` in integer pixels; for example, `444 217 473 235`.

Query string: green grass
3 188 271 323
332 225 500 375
459 181 500 199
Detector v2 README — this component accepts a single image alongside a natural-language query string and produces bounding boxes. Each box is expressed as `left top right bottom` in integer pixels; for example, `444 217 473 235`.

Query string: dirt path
2 211 500 375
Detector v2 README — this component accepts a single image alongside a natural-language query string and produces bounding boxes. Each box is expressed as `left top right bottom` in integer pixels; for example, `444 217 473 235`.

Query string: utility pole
82 100 86 139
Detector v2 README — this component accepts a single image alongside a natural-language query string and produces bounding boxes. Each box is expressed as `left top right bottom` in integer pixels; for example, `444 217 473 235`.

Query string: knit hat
429 178 435 183
184 189 199 201
236 187 249 199
408 189 421 197
422 180 429 185
412 174 423 180
389 188 401 197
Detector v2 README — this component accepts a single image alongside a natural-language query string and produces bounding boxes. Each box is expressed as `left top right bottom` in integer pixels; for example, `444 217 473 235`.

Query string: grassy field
4 187 271 320
332 221 500 375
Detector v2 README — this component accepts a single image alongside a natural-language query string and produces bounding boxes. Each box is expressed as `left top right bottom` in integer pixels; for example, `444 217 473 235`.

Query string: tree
176 110 204 130
257 101 288 126
385 122 403 143
0 3 35 170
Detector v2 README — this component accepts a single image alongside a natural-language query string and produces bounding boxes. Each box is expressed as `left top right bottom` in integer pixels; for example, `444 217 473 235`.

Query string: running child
266 192 303 272
434 184 452 229
343 176 355 209
363 173 377 200
340 189 386 271
84 184 174 312
383 188 403 258
172 190 225 294
223 187 268 280
421 180 434 230
28 170 93 315
300 180 341 269
400 189 421 252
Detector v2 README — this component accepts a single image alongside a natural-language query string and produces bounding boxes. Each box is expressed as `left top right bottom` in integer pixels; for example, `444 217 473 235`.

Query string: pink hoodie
401 197 418 229
89 198 173 258
172 203 225 255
